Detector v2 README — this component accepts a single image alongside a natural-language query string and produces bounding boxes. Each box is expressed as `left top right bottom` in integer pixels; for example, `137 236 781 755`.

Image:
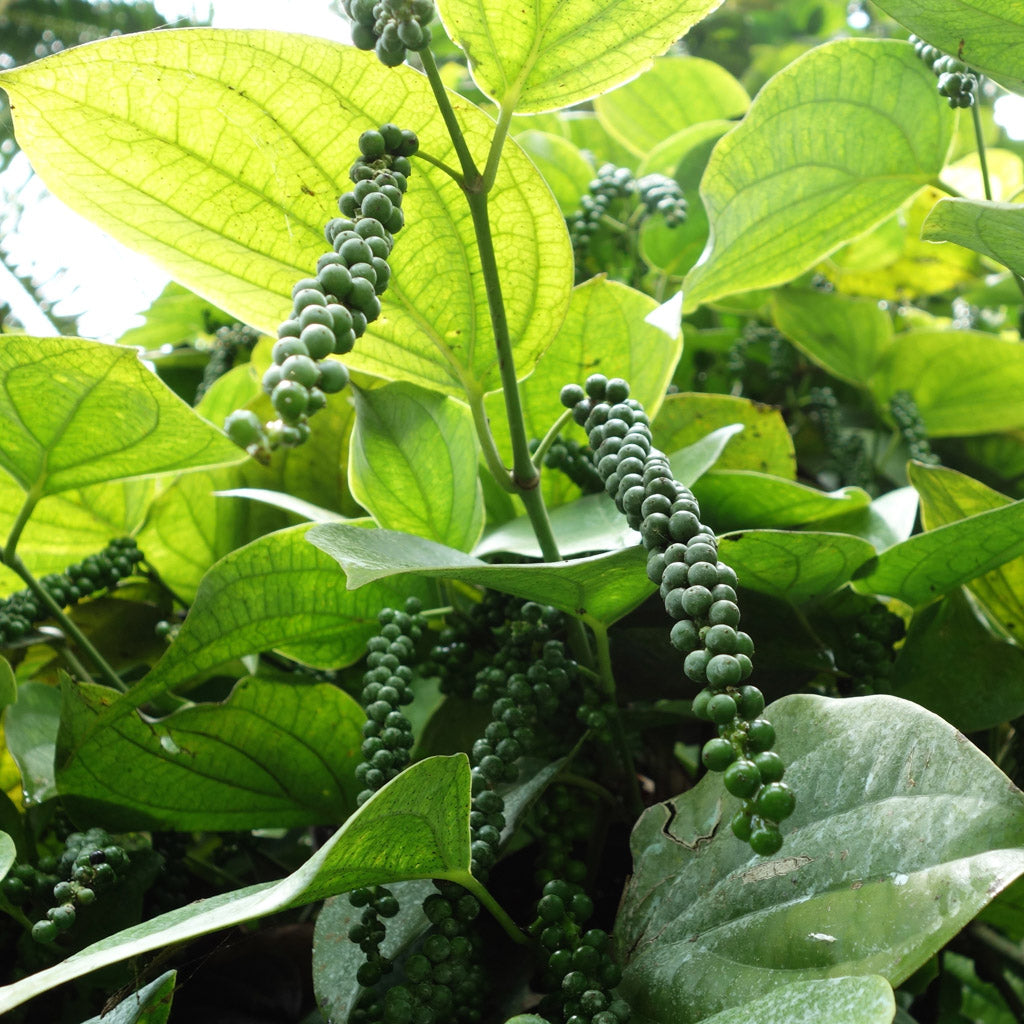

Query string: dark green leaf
77 970 176 1024
3 681 60 805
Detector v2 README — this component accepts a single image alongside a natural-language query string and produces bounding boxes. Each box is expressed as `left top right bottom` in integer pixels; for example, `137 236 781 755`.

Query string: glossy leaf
437 0 727 113
308 523 651 627
594 56 748 156
852 495 1024 607
652 393 796 478
0 830 15 883
819 486 919 552
868 330 1024 436
0 755 471 1016
892 589 1024 732
922 198 1024 277
693 473 870 533
0 337 238 496
99 525 433 727
684 40 951 310
514 131 594 214
770 289 894 386
718 530 875 602
909 463 1024 644
616 694 1024 1023
3 681 61 806
78 970 176 1024
57 676 364 829
869 0 1024 95
689 977 895 1024
350 382 483 551
0 31 571 396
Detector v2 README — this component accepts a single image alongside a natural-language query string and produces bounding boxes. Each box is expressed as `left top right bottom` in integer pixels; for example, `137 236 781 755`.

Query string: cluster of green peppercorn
909 35 978 108
225 124 418 458
343 0 435 66
559 375 795 855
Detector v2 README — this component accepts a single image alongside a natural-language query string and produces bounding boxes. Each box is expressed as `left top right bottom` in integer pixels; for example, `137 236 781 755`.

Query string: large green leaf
689 977 895 1024
616 694 1024 1023
770 289 894 387
350 382 483 552
3 681 60 806
56 676 364 830
891 589 1024 733
437 0 726 113
652 393 796 479
868 330 1024 436
852 494 1024 607
909 463 1024 644
100 524 433 726
0 755 472 1016
870 0 1024 95
308 523 652 628
594 56 748 156
683 40 951 310
718 530 876 603
0 337 238 496
0 31 571 396
921 198 1024 276
514 131 594 215
79 970 176 1024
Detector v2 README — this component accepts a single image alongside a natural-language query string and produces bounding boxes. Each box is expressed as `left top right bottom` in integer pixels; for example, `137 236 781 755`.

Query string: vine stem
420 47 479 181
467 389 515 492
532 409 575 468
456 872 529 945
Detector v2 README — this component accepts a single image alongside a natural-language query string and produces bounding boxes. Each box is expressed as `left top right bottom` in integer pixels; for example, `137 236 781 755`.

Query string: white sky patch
995 93 1024 142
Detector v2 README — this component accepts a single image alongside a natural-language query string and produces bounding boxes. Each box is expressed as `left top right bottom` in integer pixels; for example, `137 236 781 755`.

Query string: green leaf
3 681 61 806
350 383 483 552
0 658 16 711
869 331 1024 436
652 393 796 479
78 970 176 1024
213 488 343 523
869 0 1024 95
892 589 1024 732
0 829 16 883
308 523 652 627
922 198 1024 276
770 289 894 386
689 977 895 1024
693 473 870 533
594 56 748 156
852 495 1024 607
484 277 681 506
0 30 570 396
0 755 471 1016
684 40 951 310
818 486 919 552
615 694 1024 1023
0 337 238 496
718 530 876 602
103 524 433 724
475 427 742 558
909 463 1024 644
514 131 595 215
56 676 364 830
120 280 231 351
437 0 726 113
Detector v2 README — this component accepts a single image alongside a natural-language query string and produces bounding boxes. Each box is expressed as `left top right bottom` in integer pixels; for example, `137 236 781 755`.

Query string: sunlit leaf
922 198 1024 277
514 131 594 214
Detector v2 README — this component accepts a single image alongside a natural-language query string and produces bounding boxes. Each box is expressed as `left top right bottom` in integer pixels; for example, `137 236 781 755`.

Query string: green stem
481 101 514 194
2 486 41 565
467 388 515 492
590 620 644 819
8 555 126 692
413 149 465 185
419 47 479 181
457 872 529 945
531 409 574 468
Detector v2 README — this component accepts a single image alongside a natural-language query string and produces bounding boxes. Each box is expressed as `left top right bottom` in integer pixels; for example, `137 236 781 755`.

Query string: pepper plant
2 0 1024 1021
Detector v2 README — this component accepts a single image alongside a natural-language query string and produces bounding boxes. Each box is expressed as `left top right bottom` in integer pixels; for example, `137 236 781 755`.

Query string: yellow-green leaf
0 337 239 496
594 56 748 156
437 0 725 113
0 30 570 396
684 40 952 310
922 198 1024 277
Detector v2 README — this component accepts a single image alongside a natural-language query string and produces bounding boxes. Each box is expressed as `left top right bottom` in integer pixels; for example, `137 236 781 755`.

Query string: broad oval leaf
870 0 1024 96
684 40 951 310
922 197 1024 277
616 694 1024 1023
868 330 1024 436
308 522 652 627
437 0 726 113
0 754 471 1016
594 56 748 157
350 382 483 551
0 30 571 396
719 529 876 602
3 681 61 806
515 131 594 215
690 977 895 1024
57 677 365 830
851 495 1024 607
0 337 238 496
